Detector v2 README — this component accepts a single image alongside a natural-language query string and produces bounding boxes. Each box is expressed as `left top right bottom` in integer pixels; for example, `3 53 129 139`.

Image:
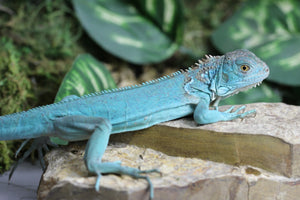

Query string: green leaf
221 84 281 105
212 0 300 86
51 54 116 145
131 0 183 45
72 0 183 64
54 54 117 102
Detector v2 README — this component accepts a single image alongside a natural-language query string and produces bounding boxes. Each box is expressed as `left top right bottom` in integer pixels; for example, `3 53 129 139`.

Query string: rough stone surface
111 103 300 178
38 103 300 199
38 143 300 200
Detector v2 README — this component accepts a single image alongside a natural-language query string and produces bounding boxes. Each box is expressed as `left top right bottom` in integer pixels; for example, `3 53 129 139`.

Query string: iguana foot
89 161 160 200
223 105 256 119
194 98 256 124
9 136 57 180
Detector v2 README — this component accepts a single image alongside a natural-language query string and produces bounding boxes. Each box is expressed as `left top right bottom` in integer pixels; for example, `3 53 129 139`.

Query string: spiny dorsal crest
195 54 214 66
176 54 221 79
192 54 222 83
8 54 223 116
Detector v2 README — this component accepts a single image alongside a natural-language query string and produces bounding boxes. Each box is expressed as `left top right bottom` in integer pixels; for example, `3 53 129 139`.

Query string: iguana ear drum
222 73 229 83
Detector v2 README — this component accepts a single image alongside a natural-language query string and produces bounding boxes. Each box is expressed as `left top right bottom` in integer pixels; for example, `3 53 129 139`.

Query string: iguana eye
240 65 250 72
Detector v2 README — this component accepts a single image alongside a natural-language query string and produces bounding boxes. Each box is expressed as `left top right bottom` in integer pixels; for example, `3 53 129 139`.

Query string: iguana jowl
0 49 269 199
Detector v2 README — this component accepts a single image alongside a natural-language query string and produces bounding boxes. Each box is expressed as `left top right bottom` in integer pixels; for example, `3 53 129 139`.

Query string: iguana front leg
53 115 158 199
194 95 255 124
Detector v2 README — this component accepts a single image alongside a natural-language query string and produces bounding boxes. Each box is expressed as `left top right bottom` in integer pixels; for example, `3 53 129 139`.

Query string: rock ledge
38 103 300 200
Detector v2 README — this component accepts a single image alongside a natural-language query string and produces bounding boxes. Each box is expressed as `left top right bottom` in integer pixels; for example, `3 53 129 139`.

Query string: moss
0 38 33 114
0 38 33 173
0 0 83 173
0 141 14 173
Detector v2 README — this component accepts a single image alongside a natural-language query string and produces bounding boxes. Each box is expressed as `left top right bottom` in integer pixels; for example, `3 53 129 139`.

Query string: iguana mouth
240 81 262 92
227 81 262 98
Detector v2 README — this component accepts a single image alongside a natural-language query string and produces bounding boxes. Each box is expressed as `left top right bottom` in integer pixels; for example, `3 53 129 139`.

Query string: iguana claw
94 164 160 200
9 136 57 180
223 105 255 119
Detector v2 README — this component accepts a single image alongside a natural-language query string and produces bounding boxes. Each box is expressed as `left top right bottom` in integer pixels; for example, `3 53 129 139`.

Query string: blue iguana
0 49 269 199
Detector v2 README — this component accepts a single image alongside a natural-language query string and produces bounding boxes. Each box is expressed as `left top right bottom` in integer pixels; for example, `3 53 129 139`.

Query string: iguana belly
110 104 195 133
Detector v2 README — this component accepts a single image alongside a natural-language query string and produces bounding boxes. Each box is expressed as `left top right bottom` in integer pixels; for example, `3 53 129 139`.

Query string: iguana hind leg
53 115 158 199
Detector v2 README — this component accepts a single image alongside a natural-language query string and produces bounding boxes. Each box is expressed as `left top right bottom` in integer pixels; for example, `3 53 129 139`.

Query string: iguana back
0 49 269 141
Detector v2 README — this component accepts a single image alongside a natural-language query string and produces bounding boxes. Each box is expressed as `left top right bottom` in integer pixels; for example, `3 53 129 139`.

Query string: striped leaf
54 54 116 102
51 54 116 145
131 0 183 45
212 0 300 86
72 0 183 64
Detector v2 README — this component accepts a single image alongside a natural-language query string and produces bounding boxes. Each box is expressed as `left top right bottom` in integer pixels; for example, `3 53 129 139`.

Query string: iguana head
215 49 269 99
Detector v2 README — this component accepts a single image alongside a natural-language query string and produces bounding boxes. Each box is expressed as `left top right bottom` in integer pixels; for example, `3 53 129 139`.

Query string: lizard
0 49 269 199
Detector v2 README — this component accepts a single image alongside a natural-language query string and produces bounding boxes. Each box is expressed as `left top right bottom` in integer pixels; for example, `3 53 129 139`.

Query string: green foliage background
72 0 183 64
212 0 300 86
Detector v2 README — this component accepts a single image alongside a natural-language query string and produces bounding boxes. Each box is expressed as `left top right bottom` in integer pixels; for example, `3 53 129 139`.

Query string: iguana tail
0 111 52 140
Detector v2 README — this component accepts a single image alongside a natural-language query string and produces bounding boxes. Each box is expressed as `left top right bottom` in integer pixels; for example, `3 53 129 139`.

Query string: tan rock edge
38 143 300 200
111 103 300 178
38 103 300 199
